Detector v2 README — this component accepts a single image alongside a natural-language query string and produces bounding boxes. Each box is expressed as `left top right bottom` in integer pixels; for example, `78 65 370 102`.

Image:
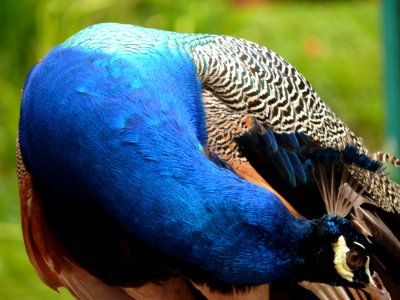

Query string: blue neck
19 44 311 285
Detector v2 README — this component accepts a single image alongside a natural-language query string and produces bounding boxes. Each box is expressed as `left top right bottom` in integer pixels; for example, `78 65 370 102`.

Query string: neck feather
19 43 312 285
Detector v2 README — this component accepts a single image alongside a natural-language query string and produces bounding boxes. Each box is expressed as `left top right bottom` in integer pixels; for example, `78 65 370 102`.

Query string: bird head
297 215 379 290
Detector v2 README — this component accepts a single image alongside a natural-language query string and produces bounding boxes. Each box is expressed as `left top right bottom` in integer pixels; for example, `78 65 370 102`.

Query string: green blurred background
0 0 389 298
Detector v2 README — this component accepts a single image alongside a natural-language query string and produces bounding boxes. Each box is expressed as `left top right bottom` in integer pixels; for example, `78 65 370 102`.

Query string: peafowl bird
17 23 400 299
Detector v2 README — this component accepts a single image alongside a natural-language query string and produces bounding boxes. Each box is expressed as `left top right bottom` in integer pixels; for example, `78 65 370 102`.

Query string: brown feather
192 282 269 300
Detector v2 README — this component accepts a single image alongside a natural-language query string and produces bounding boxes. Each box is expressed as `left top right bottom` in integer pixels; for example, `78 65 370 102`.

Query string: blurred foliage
0 223 74 299
0 0 382 299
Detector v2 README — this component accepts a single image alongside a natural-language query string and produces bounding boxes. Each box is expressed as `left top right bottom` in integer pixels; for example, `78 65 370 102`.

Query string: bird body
18 26 319 286
18 23 398 299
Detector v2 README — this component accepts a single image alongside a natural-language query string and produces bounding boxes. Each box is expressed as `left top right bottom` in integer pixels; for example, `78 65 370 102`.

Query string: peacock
17 23 400 299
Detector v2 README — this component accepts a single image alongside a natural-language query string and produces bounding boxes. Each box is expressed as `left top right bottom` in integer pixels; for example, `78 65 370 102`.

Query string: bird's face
300 220 391 299
331 234 374 287
300 216 379 289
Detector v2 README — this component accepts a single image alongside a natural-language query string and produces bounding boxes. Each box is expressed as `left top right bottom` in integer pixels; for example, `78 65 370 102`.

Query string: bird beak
362 271 391 300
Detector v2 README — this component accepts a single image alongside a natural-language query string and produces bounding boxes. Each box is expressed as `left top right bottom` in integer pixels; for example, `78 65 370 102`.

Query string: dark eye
346 249 365 269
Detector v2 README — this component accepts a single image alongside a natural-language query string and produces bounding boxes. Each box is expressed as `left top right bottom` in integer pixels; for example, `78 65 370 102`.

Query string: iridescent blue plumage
17 23 389 299
19 42 310 285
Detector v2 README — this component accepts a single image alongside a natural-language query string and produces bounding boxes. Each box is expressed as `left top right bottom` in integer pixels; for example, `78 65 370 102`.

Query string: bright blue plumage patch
19 37 306 285
20 43 206 174
18 23 376 289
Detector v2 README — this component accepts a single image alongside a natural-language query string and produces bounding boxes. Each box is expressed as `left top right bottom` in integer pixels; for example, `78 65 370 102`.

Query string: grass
0 0 383 298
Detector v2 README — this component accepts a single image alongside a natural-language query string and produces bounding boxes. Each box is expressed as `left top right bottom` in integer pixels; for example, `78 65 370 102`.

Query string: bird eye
346 249 365 269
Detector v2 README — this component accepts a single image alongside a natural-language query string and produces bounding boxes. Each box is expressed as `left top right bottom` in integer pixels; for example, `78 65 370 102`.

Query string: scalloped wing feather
182 34 400 214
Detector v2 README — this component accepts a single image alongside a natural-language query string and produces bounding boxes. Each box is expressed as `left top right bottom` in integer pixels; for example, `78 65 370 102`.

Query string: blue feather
19 44 309 285
275 133 300 152
260 130 278 152
342 145 382 172
286 151 307 185
18 23 377 291
277 148 296 187
238 126 308 187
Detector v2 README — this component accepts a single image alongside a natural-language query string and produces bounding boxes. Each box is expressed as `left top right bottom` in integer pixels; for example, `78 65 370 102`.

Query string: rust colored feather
17 137 64 289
